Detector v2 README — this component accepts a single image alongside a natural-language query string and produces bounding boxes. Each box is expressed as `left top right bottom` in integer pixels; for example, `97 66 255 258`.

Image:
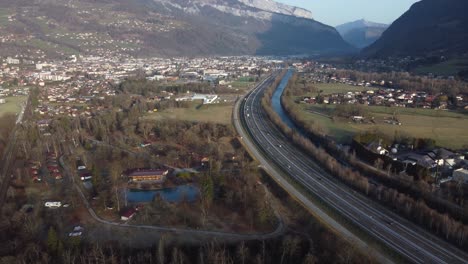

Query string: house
0 98 5 104
127 169 169 183
121 208 136 221
453 168 468 184
367 141 389 156
401 153 436 169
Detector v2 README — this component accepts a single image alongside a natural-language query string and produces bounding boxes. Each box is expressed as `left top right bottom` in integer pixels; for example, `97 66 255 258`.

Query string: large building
127 169 169 183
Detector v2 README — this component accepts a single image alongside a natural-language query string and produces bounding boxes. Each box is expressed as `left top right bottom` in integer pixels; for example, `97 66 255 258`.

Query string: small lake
126 185 200 203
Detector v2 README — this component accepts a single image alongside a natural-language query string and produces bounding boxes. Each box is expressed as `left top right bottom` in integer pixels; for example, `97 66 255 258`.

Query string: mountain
362 0 468 57
336 19 388 49
0 0 354 58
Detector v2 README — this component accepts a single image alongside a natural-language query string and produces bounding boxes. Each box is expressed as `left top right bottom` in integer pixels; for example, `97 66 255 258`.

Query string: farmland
0 96 26 117
313 83 375 95
285 97 468 149
414 58 468 76
143 102 233 125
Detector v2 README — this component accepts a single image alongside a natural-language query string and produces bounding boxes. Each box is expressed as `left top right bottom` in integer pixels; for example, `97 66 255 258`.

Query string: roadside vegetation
0 114 15 161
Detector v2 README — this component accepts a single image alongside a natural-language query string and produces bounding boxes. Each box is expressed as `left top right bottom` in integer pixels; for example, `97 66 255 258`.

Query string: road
234 72 468 264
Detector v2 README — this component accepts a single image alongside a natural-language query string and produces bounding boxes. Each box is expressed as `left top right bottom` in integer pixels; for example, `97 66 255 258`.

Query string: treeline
262 74 468 250
332 70 468 95
0 222 373 264
0 114 16 161
116 79 236 97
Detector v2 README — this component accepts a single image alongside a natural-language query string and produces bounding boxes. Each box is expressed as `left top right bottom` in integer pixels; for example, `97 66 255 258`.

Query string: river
271 69 303 133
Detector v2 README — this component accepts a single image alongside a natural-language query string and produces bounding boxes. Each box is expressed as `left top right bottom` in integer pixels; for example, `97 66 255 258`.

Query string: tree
47 227 62 255
201 174 214 207
157 236 166 264
236 242 249 264
109 161 123 211
91 165 102 192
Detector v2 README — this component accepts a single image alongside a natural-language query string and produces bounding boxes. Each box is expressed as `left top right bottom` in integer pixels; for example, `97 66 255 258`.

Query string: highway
234 72 468 264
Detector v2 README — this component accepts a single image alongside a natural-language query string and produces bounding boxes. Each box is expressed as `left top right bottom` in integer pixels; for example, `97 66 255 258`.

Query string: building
175 94 218 104
453 168 468 184
121 208 136 221
127 169 169 183
6 57 20 65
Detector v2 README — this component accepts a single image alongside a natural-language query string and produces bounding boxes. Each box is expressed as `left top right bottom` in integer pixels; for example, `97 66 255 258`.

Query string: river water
271 69 302 132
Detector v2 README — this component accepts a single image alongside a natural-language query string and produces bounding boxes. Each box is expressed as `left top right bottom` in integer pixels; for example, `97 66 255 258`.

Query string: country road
234 71 468 264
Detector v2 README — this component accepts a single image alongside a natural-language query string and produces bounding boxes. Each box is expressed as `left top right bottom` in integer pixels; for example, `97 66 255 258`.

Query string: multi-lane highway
234 72 468 264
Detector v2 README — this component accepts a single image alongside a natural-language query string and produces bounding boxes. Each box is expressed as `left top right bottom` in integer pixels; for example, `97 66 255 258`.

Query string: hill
0 0 354 58
362 0 468 57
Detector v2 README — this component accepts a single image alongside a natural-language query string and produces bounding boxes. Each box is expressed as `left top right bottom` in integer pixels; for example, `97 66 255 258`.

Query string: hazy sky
275 0 420 26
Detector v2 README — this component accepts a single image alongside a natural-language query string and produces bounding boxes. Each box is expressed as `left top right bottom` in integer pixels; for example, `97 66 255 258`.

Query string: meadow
287 97 468 149
0 96 26 117
313 83 375 95
143 102 233 125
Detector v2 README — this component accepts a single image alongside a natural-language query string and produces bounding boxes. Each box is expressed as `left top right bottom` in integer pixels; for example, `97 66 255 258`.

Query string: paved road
234 73 468 264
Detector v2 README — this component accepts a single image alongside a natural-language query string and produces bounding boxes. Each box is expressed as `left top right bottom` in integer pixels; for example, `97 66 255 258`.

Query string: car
62 203 70 208
68 232 82 237
73 226 84 232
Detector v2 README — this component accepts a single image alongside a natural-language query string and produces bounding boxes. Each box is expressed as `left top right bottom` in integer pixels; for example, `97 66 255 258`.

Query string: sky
275 0 420 27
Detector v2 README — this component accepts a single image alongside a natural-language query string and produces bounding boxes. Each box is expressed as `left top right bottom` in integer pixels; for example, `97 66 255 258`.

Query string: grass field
289 98 468 149
414 59 468 76
143 102 233 124
229 77 256 89
0 8 11 25
0 96 26 117
312 83 375 95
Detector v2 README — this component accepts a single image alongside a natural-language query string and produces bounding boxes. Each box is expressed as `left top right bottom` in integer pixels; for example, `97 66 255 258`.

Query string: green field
0 8 11 25
0 96 26 117
229 77 256 89
143 102 233 124
289 98 468 149
313 83 375 95
414 59 468 76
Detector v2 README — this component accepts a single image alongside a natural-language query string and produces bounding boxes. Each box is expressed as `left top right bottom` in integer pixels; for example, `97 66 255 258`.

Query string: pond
126 185 200 203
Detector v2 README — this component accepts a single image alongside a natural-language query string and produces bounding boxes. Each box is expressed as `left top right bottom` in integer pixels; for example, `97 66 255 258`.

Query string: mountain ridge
336 19 388 49
0 0 354 57
362 0 468 57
